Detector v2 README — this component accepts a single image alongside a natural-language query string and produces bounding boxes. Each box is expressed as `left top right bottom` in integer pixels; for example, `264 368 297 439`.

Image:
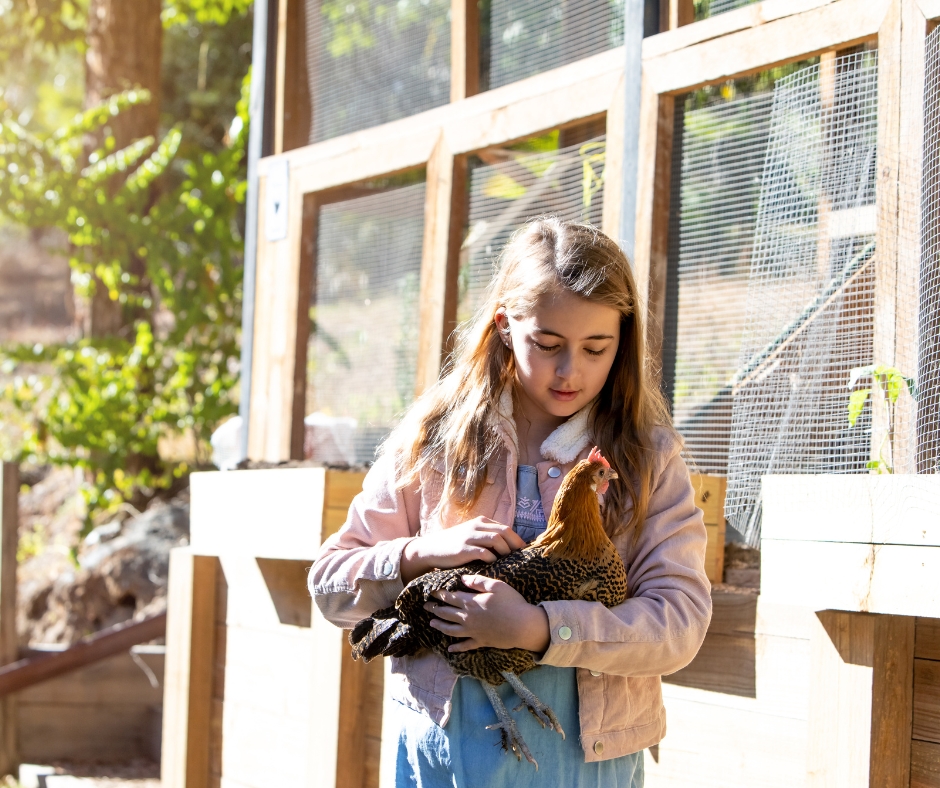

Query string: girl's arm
535 435 713 678
311 453 526 628
310 452 422 628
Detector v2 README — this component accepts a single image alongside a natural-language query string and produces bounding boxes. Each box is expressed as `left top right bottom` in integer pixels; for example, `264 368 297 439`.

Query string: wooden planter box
161 467 380 788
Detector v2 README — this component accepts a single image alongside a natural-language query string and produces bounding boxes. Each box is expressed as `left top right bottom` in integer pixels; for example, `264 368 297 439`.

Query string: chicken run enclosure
160 0 940 786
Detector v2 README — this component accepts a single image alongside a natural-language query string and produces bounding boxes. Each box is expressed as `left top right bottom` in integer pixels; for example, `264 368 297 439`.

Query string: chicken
349 447 627 768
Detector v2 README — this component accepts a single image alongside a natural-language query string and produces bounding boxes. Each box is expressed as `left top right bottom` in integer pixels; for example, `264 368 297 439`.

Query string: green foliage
162 0 252 27
847 364 918 474
0 77 248 520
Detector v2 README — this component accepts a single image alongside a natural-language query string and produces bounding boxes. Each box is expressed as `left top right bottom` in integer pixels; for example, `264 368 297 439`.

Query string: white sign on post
265 158 290 242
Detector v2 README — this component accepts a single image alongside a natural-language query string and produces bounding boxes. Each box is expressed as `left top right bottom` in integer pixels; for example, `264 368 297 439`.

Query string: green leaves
0 73 249 524
846 363 918 426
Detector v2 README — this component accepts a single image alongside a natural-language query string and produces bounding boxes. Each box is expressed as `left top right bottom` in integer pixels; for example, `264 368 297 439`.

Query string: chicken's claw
481 681 539 769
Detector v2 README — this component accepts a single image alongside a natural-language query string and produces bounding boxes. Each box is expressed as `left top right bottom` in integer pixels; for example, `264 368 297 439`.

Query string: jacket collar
496 386 595 465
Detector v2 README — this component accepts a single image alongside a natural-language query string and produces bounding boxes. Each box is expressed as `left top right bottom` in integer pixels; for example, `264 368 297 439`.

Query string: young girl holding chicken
311 218 711 786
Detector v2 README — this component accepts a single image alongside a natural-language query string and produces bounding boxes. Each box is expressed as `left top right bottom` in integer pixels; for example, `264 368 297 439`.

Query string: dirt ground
15 761 160 787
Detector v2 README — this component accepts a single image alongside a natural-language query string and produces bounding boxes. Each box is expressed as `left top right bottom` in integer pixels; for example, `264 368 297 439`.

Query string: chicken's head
587 446 618 495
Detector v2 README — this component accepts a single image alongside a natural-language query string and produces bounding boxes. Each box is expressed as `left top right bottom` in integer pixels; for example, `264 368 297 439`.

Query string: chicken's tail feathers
349 607 418 662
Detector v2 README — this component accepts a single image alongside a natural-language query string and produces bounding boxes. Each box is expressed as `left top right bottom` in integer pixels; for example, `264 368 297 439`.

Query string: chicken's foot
481 680 538 770
501 671 566 740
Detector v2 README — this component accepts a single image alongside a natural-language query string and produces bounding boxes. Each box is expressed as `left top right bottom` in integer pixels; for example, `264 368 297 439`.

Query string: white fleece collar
496 387 595 464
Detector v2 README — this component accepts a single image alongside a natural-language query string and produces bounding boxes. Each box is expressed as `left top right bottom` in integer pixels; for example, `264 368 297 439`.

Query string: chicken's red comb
588 446 610 468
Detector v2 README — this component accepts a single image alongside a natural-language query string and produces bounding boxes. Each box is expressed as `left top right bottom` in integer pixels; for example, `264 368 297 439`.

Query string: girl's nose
556 351 577 379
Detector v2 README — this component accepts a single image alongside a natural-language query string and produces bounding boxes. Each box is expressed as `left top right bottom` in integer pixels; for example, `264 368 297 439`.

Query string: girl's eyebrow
534 328 616 341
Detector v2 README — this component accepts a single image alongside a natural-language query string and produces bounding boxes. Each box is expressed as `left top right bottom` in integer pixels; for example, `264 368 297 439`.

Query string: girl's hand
400 518 526 583
424 575 550 654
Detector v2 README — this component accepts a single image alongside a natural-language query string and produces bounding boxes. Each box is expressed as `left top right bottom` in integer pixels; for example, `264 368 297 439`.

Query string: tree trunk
81 0 163 338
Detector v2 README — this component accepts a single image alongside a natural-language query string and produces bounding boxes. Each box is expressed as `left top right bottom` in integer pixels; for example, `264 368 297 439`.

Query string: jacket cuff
535 600 583 667
359 535 412 593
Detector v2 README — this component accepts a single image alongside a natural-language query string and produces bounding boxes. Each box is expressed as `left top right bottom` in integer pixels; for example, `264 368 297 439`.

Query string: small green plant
847 363 917 474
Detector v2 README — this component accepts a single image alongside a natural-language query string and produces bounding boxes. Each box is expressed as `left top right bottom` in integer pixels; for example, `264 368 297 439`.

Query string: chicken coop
161 0 940 786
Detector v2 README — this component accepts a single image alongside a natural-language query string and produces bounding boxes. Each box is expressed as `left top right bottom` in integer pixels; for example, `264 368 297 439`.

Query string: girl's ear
494 308 511 346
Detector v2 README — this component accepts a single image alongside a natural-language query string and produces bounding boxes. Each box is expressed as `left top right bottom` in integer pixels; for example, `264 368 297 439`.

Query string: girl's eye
532 340 558 352
585 348 606 357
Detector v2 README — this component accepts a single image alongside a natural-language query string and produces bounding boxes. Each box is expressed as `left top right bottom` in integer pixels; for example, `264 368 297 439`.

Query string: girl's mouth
550 389 579 402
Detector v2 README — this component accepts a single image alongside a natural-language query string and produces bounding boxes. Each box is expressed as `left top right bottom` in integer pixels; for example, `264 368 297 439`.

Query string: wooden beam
668 0 694 29
645 0 889 94
0 464 17 774
870 615 916 788
161 549 219 788
917 0 940 20
450 0 480 102
273 0 289 154
643 0 841 60
282 0 313 151
247 167 307 461
808 610 875 787
601 73 626 242
416 136 463 395
0 613 166 697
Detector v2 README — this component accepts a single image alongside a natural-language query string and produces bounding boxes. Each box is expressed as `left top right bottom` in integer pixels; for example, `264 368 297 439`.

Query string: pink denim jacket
310 399 712 762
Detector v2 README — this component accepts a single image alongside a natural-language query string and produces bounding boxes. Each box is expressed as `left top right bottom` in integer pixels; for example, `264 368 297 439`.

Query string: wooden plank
273 0 289 154
0 614 166 697
450 0 479 102
917 0 940 21
16 648 164 705
807 610 874 787
917 618 940 661
190 468 327 560
645 0 889 95
0 463 17 774
18 702 159 762
913 739 940 788
324 469 368 509
416 136 461 395
689 474 726 524
870 615 915 788
162 549 219 788
282 0 312 151
704 522 726 584
668 0 694 29
631 76 662 321
600 72 625 242
915 658 940 745
246 162 307 461
762 539 940 618
762 475 940 546
643 0 841 60
643 94 676 376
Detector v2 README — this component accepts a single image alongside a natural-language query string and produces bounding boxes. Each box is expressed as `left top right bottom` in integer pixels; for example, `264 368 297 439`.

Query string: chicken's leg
500 671 566 740
480 680 539 770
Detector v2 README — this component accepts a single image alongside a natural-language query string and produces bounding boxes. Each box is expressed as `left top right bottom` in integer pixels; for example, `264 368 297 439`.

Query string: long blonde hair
383 217 675 537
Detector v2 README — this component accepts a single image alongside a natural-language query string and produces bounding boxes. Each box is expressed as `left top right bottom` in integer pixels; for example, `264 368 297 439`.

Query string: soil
16 466 189 646
720 541 761 590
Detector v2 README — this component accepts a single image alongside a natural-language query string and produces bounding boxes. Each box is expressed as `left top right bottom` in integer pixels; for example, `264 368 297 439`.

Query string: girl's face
496 290 621 427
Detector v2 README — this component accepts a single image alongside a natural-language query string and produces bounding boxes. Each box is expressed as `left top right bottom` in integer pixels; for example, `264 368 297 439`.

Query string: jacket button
382 561 394 576
547 466 561 478
594 741 604 755
558 625 572 640
590 670 601 677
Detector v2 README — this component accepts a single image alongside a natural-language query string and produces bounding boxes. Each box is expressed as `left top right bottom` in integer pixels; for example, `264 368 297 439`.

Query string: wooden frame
247 0 921 462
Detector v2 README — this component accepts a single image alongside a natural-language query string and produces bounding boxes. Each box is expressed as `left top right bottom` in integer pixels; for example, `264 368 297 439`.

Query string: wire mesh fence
665 91 776 476
487 0 623 90
458 134 606 323
724 51 881 544
305 182 426 464
304 0 451 143
918 26 940 475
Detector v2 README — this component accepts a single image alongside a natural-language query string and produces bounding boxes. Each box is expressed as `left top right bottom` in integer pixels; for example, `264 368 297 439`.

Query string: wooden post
450 0 480 102
808 611 875 787
0 463 18 775
415 136 464 395
667 0 695 30
870 615 915 788
282 0 314 152
161 549 219 788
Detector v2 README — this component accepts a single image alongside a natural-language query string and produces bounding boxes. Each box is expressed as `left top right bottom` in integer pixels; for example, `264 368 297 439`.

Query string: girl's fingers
460 574 504 593
447 639 479 653
424 602 466 623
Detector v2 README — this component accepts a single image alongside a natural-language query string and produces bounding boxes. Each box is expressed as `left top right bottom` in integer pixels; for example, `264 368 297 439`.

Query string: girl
311 218 711 787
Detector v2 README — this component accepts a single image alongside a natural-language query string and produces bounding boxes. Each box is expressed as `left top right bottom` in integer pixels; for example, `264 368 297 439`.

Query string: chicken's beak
608 471 618 481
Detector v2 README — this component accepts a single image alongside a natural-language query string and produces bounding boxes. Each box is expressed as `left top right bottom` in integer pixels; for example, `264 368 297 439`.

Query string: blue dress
390 465 645 787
